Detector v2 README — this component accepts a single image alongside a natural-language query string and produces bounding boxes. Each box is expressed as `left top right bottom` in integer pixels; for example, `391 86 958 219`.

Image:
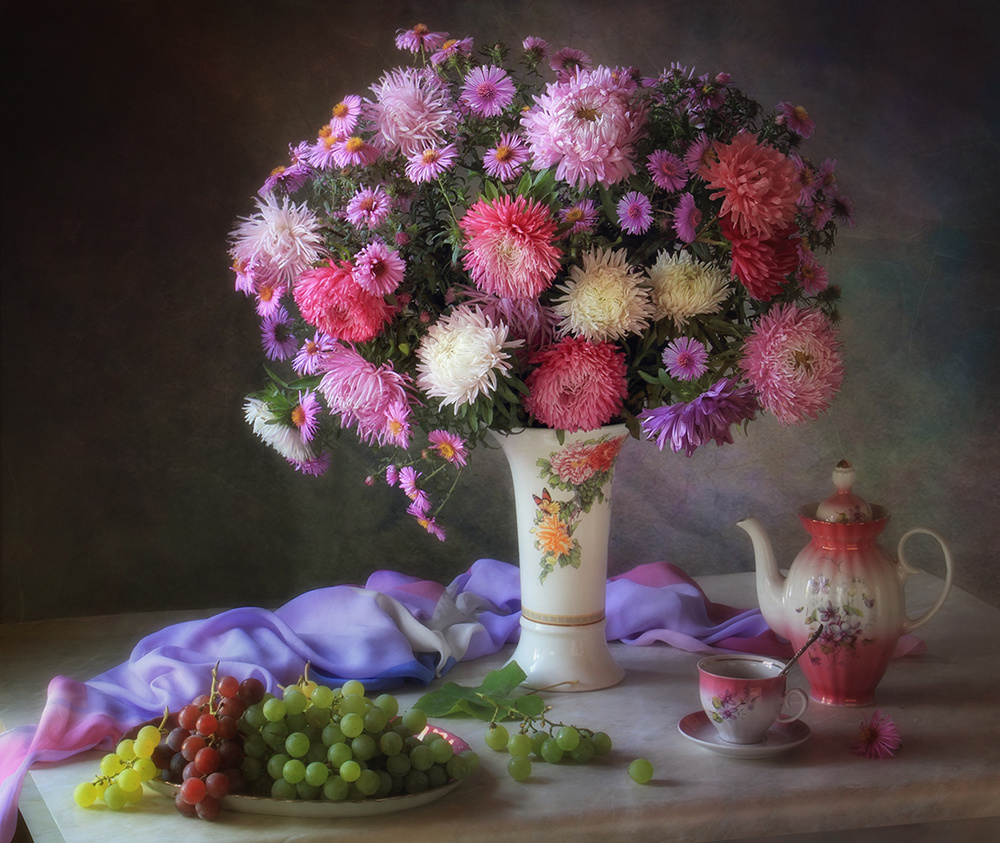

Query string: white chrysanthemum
244 397 314 463
415 306 521 409
646 250 732 328
553 248 653 341
230 194 325 288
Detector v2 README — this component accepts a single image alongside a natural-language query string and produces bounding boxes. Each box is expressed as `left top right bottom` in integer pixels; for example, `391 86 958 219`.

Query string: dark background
3 0 998 623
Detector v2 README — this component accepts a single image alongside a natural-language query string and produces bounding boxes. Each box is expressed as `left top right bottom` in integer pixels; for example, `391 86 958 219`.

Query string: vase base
507 617 625 693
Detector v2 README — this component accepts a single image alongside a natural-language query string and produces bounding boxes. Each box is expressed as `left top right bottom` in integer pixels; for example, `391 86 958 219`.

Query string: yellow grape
103 783 127 811
341 679 365 698
73 782 97 808
133 737 156 759
123 784 143 805
115 739 136 761
134 758 158 781
116 768 141 793
99 753 125 777
137 725 161 745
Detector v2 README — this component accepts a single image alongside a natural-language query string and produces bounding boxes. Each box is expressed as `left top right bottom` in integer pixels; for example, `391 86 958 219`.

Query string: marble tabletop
3 572 999 843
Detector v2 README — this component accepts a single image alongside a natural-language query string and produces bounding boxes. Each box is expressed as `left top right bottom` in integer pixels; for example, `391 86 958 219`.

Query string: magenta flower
638 378 758 456
662 337 709 380
333 135 380 169
796 247 829 295
395 24 448 54
293 332 335 376
290 391 322 442
460 66 516 117
646 150 689 191
483 133 530 181
261 307 297 360
353 241 406 296
294 260 394 342
345 186 393 229
427 430 468 467
617 191 653 235
559 199 599 235
383 400 412 449
740 303 844 425
431 36 474 66
521 36 550 64
673 192 702 244
329 95 364 137
405 144 459 183
851 710 901 759
289 454 330 476
776 101 816 139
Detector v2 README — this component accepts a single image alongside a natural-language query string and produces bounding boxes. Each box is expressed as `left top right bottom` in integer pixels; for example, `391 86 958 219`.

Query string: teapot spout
737 517 787 636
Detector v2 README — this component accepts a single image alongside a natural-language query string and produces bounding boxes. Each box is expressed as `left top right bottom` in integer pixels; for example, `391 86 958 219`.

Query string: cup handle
898 527 954 634
776 687 809 723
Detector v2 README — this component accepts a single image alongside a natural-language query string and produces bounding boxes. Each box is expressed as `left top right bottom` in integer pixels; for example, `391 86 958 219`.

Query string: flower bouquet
230 24 853 541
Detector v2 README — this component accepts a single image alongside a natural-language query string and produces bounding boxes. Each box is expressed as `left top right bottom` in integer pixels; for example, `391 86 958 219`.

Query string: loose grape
507 755 531 782
341 679 365 698
484 724 509 751
555 726 580 751
628 758 654 784
507 733 532 757
73 782 97 808
103 783 128 810
282 759 306 785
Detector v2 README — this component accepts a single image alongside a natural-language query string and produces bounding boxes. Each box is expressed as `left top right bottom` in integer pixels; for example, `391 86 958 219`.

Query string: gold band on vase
521 607 606 627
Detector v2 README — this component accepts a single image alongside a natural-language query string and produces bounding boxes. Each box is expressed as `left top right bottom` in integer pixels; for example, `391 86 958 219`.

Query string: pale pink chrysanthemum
796 246 829 295
329 95 364 137
368 67 458 159
353 241 406 296
851 710 901 759
294 259 395 342
415 305 520 409
559 199 599 235
405 144 459 183
318 344 411 446
483 133 530 181
673 192 703 243
524 336 627 432
395 24 448 54
460 66 516 117
662 336 709 381
459 194 562 300
722 217 799 301
700 133 801 240
617 191 654 235
229 194 325 290
290 390 322 442
740 303 844 425
333 135 380 169
549 47 591 80
427 429 468 467
293 332 336 375
345 186 393 229
431 36 474 66
646 149 690 191
775 101 816 139
521 65 647 189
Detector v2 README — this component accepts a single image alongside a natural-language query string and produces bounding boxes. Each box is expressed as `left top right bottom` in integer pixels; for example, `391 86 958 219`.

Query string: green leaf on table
412 662 546 722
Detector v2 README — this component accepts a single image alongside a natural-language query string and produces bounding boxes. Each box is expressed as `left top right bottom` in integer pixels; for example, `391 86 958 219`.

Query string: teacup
697 655 809 745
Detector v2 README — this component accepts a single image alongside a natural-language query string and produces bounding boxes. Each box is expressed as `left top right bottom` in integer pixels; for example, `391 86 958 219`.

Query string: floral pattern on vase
530 435 625 583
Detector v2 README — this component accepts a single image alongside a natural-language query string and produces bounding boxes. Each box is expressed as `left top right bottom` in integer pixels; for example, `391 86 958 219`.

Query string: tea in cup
697 655 809 744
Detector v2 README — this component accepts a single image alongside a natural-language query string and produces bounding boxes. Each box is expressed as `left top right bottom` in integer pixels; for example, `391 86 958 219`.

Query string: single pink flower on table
459 194 562 300
294 260 395 342
851 710 901 759
740 303 844 425
524 336 628 432
700 133 800 240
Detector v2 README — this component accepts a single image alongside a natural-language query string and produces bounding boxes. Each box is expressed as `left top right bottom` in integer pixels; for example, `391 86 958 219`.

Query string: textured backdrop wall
3 0 998 622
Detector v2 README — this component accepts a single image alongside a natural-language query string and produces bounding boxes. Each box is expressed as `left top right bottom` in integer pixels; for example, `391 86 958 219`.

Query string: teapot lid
815 460 874 523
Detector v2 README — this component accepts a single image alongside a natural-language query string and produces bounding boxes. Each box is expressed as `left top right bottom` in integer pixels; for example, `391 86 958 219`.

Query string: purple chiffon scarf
0 559 924 842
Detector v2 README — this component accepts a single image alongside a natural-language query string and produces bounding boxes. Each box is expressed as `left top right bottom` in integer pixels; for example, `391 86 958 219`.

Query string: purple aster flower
405 144 459 183
522 36 550 64
345 186 393 229
617 191 653 235
662 337 709 380
289 454 330 476
483 132 530 181
673 192 703 243
560 199 599 235
646 150 690 191
395 24 448 54
460 66 516 117
261 307 298 360
290 391 322 442
776 101 816 139
431 36 473 66
329 95 364 137
333 135 380 169
550 47 591 80
638 377 758 456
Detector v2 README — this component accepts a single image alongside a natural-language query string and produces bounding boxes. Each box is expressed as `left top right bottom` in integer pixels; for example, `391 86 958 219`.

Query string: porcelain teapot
738 460 954 706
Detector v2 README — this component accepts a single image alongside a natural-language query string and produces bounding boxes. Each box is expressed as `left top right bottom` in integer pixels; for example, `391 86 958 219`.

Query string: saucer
677 711 810 759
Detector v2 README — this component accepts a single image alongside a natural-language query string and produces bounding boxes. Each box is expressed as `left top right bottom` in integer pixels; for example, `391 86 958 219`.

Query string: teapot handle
898 527 954 634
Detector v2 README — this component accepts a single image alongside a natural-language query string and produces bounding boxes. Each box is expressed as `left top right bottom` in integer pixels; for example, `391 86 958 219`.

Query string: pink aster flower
796 247 829 295
617 191 654 235
459 195 562 300
259 145 312 195
483 133 530 181
261 307 297 360
353 241 406 296
431 36 474 66
851 710 901 759
460 66 516 117
253 279 284 318
333 135 380 169
427 430 468 467
700 133 801 240
776 101 816 139
560 199 599 235
740 303 844 425
345 186 393 229
306 126 343 170
723 217 799 301
395 24 448 54
522 36 550 64
293 332 335 375
383 400 412 448
289 454 330 477
646 150 690 191
412 508 447 541
294 259 395 342
639 377 758 456
521 65 646 189
398 465 421 498
329 95 365 137
550 47 591 80
405 144 459 183
673 192 703 243
368 67 458 159
662 337 709 380
524 337 628 432
290 390 322 442
684 133 715 174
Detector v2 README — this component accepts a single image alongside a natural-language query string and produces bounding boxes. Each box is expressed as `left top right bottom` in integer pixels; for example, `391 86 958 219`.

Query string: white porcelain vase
492 424 629 692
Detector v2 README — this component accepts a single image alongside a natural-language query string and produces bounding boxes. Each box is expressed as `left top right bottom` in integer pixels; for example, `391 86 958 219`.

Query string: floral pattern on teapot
796 573 877 665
